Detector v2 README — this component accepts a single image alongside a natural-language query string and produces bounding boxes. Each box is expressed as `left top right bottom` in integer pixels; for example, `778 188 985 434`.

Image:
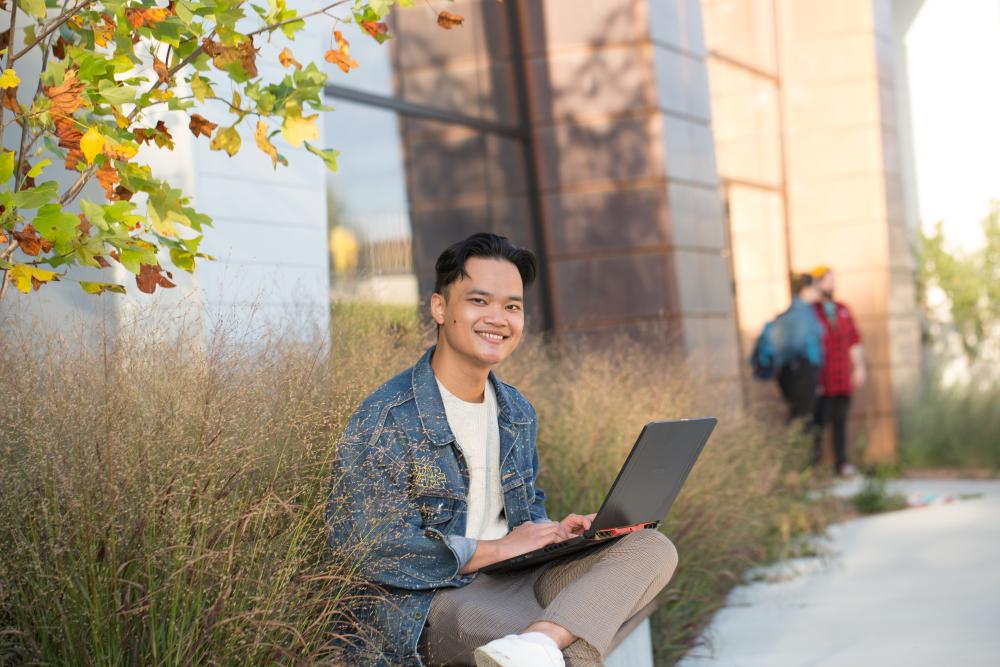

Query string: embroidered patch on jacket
411 460 448 492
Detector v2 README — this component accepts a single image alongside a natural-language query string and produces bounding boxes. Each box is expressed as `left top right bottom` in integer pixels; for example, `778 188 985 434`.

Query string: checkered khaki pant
419 530 678 666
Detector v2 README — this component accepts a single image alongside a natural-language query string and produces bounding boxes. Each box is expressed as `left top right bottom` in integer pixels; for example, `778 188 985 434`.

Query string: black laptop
480 417 717 575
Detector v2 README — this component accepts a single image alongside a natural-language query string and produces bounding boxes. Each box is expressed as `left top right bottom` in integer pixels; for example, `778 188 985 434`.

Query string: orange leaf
125 6 175 29
96 162 120 200
324 31 358 74
361 20 388 40
153 56 170 83
136 263 175 294
188 113 217 139
55 119 84 169
12 225 53 257
2 87 20 114
45 69 85 119
437 11 465 29
202 38 258 78
278 47 301 70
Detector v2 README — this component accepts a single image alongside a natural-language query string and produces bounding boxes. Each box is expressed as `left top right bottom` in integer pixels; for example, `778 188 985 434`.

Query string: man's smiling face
431 257 525 368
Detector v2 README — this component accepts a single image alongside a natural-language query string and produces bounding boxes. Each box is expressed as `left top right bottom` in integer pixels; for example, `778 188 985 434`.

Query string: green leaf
11 181 58 209
304 142 339 172
26 159 52 179
80 281 127 295
32 203 79 246
79 200 108 231
17 0 47 20
0 151 14 183
367 0 392 17
170 246 196 272
98 80 137 106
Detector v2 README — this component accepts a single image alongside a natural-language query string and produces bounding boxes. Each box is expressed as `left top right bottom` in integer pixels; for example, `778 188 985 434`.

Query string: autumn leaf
189 114 217 139
79 281 126 295
45 69 85 119
112 107 131 129
125 6 175 29
96 162 120 200
2 87 20 114
281 113 319 148
325 31 359 73
12 225 53 257
278 47 302 69
203 38 259 78
437 11 465 29
153 56 170 83
9 264 58 293
133 121 174 149
189 73 213 102
80 127 105 164
135 263 176 294
0 69 19 89
361 20 389 43
254 121 287 168
209 126 241 156
55 120 84 169
52 36 68 59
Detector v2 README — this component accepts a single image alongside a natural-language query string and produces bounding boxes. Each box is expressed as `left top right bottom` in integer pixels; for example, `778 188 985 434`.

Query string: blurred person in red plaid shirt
810 266 867 477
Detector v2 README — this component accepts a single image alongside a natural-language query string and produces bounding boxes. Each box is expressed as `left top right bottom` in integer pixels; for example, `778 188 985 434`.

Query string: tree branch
246 1 352 38
8 0 99 65
0 0 18 132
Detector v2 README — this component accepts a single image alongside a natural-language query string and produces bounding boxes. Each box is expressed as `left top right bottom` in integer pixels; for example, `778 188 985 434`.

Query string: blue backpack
750 320 779 380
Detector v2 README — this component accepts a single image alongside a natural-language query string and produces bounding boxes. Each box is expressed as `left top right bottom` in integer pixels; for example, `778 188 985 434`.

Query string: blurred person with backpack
810 266 866 477
751 273 824 422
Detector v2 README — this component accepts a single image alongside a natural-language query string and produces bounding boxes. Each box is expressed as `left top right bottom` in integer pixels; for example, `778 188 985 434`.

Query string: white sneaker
474 634 565 667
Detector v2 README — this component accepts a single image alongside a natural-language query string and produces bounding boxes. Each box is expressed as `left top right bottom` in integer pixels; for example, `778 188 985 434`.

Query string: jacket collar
411 345 531 446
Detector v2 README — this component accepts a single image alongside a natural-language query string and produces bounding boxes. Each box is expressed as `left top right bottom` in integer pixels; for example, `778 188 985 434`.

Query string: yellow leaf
280 113 318 148
80 127 105 165
103 137 138 161
152 216 178 237
0 69 19 89
9 264 58 293
112 107 131 129
209 126 241 156
255 121 281 167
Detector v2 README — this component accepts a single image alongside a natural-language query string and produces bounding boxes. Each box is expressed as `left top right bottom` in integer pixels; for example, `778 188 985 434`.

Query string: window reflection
325 100 417 305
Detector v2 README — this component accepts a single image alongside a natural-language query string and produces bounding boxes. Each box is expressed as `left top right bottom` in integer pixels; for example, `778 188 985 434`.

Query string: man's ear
429 292 447 326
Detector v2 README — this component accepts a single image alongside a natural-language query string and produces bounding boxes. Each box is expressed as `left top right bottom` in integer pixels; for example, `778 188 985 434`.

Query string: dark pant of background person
813 395 851 473
776 360 820 422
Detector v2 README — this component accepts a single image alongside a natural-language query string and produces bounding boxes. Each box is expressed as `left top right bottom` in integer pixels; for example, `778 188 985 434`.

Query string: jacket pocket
414 491 459 527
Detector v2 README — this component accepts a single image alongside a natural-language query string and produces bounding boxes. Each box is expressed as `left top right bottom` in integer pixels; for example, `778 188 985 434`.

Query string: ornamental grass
0 301 831 665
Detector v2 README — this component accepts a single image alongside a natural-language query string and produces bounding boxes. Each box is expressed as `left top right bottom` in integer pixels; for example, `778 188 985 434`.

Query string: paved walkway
679 479 1000 667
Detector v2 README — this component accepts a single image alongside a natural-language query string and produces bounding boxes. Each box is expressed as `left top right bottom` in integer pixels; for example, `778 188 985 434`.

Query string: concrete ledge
606 601 658 667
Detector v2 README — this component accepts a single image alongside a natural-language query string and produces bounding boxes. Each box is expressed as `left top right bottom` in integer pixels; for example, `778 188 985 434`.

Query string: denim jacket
327 346 548 665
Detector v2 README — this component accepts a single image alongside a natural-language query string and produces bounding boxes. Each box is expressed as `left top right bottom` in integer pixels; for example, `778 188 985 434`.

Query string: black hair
790 272 815 296
434 233 537 295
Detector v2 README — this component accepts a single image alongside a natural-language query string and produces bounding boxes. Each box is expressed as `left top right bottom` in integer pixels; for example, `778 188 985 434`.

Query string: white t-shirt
436 379 509 541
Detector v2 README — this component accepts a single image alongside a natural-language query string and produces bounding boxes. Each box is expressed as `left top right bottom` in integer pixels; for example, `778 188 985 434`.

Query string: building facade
326 0 938 460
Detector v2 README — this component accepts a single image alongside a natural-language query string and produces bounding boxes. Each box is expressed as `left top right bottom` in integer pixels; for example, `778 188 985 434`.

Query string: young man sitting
327 233 678 666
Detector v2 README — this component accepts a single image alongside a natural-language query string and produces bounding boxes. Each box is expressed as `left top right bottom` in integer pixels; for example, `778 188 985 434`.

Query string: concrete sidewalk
679 479 1000 667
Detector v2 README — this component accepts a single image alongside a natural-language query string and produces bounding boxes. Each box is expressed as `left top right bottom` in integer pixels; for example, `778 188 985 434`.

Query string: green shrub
0 305 830 665
900 376 1000 471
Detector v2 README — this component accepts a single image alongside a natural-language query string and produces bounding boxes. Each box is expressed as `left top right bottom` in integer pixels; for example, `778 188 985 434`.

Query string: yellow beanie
810 265 831 279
